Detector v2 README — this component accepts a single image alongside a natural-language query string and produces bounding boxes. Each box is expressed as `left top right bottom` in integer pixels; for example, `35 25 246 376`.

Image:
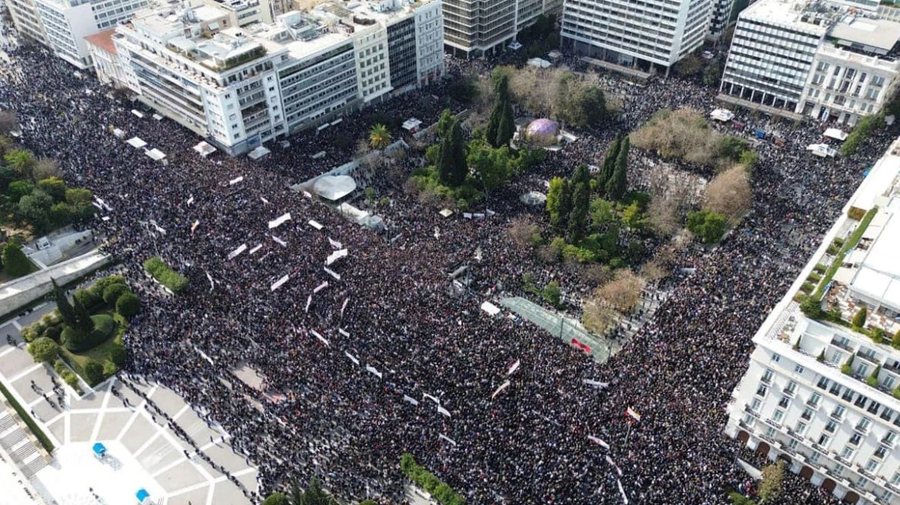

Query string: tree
53 278 77 327
31 157 59 181
37 176 66 201
72 295 95 333
605 136 629 200
437 119 466 187
703 165 752 223
17 189 54 233
597 136 621 189
299 477 337 505
7 179 34 203
486 75 512 148
893 329 900 350
594 270 645 313
4 148 35 178
3 243 33 277
28 337 59 363
83 361 104 385
368 123 391 150
546 177 571 229
495 98 515 148
262 493 288 505
567 165 591 242
579 86 607 128
674 54 702 77
758 460 785 504
116 292 140 318
467 140 509 193
541 281 561 308
0 110 17 136
852 306 868 328
687 210 728 244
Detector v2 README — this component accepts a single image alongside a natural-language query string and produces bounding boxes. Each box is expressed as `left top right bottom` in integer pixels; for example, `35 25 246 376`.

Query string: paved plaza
0 304 258 505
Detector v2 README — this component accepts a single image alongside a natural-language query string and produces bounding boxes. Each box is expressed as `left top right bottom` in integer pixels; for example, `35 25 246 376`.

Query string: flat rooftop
829 18 900 52
849 197 900 312
741 0 831 34
84 29 118 55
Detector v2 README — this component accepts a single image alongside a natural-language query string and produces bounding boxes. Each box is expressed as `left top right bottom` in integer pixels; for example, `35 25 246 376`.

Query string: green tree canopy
437 118 467 187
3 243 33 277
852 306 868 328
467 140 509 194
37 176 67 201
17 189 54 233
368 123 391 150
546 177 571 230
598 136 621 189
28 337 59 363
4 148 35 177
605 136 630 200
53 278 77 326
262 492 288 505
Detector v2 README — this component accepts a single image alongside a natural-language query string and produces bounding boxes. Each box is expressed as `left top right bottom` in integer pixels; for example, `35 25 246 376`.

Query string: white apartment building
560 0 715 74
7 0 148 67
719 0 900 125
442 0 562 57
94 0 444 154
726 138 900 505
707 0 734 40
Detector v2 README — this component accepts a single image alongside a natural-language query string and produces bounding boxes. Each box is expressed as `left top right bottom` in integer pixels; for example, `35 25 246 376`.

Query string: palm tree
368 123 391 150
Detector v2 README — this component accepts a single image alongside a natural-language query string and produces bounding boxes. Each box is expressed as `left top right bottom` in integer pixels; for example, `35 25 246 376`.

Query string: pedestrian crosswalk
0 406 48 478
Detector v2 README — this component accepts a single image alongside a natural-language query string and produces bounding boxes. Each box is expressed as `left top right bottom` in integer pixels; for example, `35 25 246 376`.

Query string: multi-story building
726 138 900 505
97 0 443 154
560 0 715 74
719 0 900 125
442 0 562 58
7 0 149 67
707 0 734 41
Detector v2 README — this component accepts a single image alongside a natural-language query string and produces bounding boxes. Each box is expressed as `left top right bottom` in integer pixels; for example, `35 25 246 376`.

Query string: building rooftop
849 197 900 313
84 29 118 54
741 0 832 34
829 17 900 54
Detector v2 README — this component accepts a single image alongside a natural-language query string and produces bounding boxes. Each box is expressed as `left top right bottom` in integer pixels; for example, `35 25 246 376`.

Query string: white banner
260 197 270 204
588 435 609 450
325 249 348 266
303 191 312 199
305 295 312 313
249 244 263 255
344 351 359 365
191 220 200 234
340 298 349 318
328 237 342 249
186 196 194 205
617 479 628 505
150 219 166 235
338 328 349 337
271 235 287 247
403 395 419 406
205 271 214 292
229 176 243 185
270 274 289 291
313 281 329 293
365 365 382 378
423 393 440 405
507 359 521 376
583 379 609 389
308 219 323 230
439 434 457 446
491 380 510 400
268 212 291 229
324 267 341 280
227 244 247 260
311 330 329 347
437 406 451 417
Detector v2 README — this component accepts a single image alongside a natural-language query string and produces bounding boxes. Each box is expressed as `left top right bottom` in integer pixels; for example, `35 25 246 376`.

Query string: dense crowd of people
1 28 897 505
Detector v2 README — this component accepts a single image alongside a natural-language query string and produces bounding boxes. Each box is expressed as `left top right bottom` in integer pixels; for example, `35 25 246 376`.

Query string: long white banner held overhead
305 295 312 313
439 434 458 446
271 235 287 247
365 365 383 378
186 196 194 205
325 249 348 266
617 479 628 505
313 281 329 293
423 393 440 405
308 219 323 230
491 380 511 400
588 435 609 450
606 455 623 477
344 351 359 365
229 176 243 186
227 244 247 260
328 237 342 250
191 220 200 234
583 379 609 389
340 298 349 318
260 197 270 204
268 213 291 229
323 267 341 280
507 359 521 376
311 330 329 347
205 271 215 292
437 406 452 418
249 244 263 255
270 274 289 291
403 395 419 406
338 328 349 337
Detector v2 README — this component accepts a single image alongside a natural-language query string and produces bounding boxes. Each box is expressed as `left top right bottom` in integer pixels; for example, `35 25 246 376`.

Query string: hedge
400 453 466 505
143 256 188 294
810 207 877 302
62 314 116 352
0 379 54 453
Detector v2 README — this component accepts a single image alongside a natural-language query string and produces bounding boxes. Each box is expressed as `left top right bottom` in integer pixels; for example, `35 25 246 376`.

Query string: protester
1 37 893 505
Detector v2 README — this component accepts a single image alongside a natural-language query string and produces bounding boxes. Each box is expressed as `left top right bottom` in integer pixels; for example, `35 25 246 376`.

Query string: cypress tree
52 278 77 326
556 178 572 230
568 179 590 242
438 119 467 187
606 136 629 200
597 136 621 190
487 75 511 148
495 97 515 148
73 295 94 333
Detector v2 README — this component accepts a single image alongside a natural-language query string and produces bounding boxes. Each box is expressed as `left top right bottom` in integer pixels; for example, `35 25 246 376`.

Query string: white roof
824 128 848 141
313 175 357 201
126 137 147 148
850 211 900 311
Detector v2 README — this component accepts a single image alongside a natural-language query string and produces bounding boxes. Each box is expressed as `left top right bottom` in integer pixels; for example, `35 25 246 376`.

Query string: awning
313 175 357 201
136 489 150 503
145 148 166 161
193 141 217 157
248 146 270 160
439 209 454 218
126 137 146 148
481 301 501 316
92 442 106 457
824 128 848 141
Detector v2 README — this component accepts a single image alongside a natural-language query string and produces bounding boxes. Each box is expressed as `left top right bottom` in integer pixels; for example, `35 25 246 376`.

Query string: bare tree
702 165 752 223
507 218 540 250
582 301 618 335
593 269 645 313
0 110 18 136
32 157 60 181
631 108 721 167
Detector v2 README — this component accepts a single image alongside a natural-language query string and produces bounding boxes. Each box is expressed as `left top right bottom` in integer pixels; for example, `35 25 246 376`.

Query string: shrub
841 355 854 376
143 256 189 294
61 326 88 352
61 369 79 391
62 314 116 352
893 330 900 350
687 210 728 244
399 453 466 505
102 360 117 377
20 326 38 343
3 243 33 277
116 292 140 317
851 306 867 328
262 493 288 505
54 360 67 375
870 327 885 345
866 365 881 388
28 337 58 363
73 288 102 311
109 344 127 367
83 361 104 385
800 282 814 293
102 283 128 305
92 275 126 294
541 281 562 308
42 324 62 342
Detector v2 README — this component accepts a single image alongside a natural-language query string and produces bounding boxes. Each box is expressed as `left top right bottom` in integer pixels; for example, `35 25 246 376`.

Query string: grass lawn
59 312 126 386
